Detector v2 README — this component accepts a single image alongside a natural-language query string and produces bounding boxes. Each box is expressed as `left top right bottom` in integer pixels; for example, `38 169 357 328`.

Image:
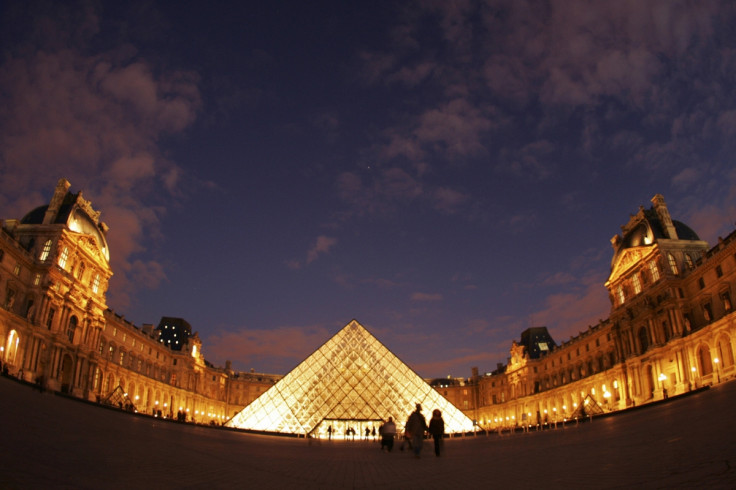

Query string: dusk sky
2 1 736 378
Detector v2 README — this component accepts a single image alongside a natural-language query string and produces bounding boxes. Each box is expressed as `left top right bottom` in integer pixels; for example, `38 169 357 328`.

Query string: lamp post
658 373 667 399
714 357 721 383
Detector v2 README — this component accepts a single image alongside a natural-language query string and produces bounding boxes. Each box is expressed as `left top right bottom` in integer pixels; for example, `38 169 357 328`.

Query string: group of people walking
379 403 445 457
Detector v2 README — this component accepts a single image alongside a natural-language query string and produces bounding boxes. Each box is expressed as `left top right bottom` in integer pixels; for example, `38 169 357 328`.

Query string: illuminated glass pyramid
225 320 475 436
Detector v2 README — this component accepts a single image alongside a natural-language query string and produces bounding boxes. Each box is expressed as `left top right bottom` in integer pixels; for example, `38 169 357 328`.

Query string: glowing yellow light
225 320 475 434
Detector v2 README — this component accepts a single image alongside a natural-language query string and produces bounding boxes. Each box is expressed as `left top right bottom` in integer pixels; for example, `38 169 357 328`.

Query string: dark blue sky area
2 1 735 377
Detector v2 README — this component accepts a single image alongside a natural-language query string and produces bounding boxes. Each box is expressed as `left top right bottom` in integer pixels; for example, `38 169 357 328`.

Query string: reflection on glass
226 320 475 436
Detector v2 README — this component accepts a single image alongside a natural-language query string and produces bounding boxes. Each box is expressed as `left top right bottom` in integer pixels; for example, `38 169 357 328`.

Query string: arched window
667 253 679 275
39 239 52 261
632 274 641 295
5 329 20 365
685 253 695 270
697 345 713 375
649 260 660 282
67 316 78 343
58 247 69 269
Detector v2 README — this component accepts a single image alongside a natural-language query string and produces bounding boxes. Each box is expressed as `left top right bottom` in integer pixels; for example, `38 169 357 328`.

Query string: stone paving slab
0 375 734 489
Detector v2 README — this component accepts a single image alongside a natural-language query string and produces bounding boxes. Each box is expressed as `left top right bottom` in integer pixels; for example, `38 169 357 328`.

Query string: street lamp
658 373 668 399
714 358 721 383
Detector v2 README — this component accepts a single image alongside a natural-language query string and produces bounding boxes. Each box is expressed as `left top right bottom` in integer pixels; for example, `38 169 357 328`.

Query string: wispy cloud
411 292 443 302
287 235 338 269
204 324 332 374
0 3 201 308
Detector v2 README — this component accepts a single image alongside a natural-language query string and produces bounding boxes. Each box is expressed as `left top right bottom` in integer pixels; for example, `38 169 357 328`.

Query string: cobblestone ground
0 375 734 489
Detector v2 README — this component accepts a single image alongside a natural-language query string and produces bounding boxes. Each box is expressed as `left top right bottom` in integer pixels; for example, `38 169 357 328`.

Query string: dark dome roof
20 203 109 262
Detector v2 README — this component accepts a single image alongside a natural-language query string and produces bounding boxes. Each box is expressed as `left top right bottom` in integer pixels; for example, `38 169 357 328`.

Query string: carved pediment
609 247 647 283
77 235 103 260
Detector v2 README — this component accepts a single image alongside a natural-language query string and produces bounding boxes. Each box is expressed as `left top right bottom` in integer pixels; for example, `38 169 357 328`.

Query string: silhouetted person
327 425 333 440
380 417 397 452
428 409 445 457
406 404 428 458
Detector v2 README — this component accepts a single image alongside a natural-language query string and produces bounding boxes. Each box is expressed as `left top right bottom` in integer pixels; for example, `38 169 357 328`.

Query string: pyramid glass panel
225 320 475 435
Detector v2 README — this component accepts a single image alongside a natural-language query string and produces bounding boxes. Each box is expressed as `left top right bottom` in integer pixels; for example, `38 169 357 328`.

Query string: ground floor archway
314 418 384 440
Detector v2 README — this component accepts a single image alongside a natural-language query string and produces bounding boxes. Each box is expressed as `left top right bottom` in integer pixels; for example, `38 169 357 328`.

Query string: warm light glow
714 357 720 364
691 367 696 372
658 373 667 381
225 320 475 434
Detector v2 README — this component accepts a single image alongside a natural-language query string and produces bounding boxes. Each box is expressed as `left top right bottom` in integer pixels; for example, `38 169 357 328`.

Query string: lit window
632 274 641 295
77 261 85 280
39 240 52 261
58 247 69 269
33 273 41 286
668 254 678 275
685 254 695 270
617 285 625 305
13 264 21 276
649 260 660 282
92 274 101 294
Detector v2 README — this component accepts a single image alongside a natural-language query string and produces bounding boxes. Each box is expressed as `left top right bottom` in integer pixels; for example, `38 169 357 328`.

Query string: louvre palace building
1 179 734 435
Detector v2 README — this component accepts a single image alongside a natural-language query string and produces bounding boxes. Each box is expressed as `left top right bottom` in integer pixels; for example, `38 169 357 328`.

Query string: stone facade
1 181 733 430
460 195 736 429
0 179 277 424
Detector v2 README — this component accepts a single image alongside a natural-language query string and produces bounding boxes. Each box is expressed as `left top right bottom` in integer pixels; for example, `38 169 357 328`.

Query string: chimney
43 179 71 225
651 194 678 240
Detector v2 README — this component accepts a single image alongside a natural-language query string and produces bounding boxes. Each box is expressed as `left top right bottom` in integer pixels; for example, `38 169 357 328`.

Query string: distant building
156 317 192 351
0 180 733 432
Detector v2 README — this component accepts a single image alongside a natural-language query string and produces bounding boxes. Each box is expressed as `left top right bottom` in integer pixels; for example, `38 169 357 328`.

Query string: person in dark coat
427 409 445 457
406 404 428 458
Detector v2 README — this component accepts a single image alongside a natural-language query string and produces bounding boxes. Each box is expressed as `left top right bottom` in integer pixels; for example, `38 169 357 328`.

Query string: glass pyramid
225 320 475 436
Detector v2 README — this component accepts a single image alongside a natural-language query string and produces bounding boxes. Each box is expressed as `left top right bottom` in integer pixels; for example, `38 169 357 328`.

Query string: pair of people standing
405 404 445 457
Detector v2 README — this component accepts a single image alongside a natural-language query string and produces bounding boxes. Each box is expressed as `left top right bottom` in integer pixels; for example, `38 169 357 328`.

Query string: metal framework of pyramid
225 320 475 436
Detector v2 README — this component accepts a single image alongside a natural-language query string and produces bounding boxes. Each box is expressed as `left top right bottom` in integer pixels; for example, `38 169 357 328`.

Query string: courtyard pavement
0 375 734 489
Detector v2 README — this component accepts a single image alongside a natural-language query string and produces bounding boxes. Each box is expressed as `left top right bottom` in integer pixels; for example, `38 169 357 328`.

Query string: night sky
2 1 735 378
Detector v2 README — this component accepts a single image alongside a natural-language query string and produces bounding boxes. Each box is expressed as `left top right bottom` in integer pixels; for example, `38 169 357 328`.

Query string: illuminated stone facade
464 195 736 430
226 320 475 436
0 179 276 424
1 181 734 434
